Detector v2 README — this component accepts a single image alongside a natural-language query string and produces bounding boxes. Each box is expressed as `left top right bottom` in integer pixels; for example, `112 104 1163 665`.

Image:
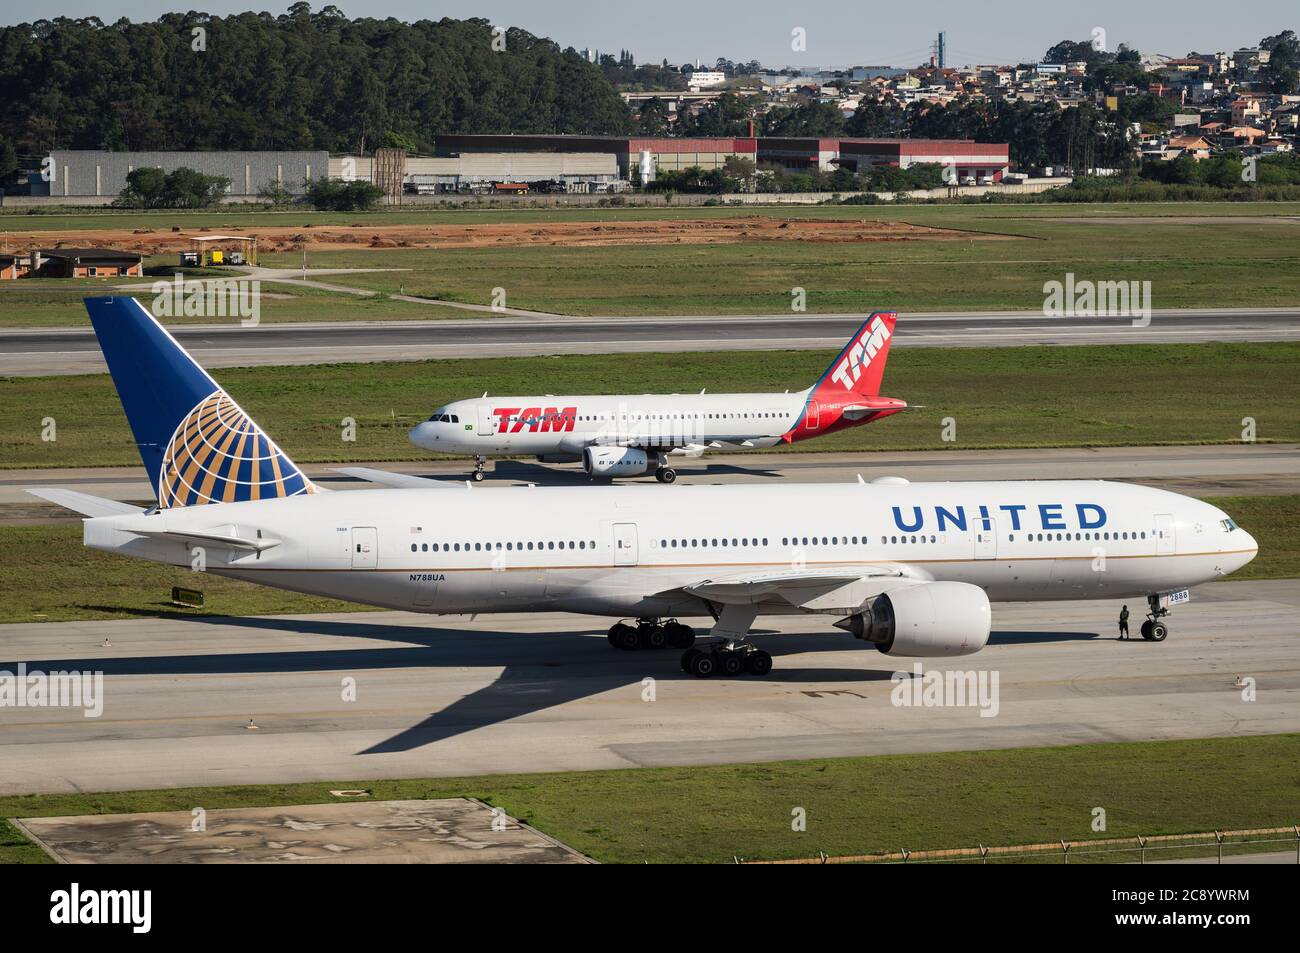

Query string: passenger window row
411 539 596 553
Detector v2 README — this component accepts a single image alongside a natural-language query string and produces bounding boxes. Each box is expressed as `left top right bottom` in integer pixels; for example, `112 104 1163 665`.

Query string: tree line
0 3 632 162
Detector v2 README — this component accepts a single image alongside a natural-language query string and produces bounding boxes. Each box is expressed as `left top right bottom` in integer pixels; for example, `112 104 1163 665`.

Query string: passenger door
351 527 378 569
613 523 638 567
1154 514 1175 555
974 518 997 559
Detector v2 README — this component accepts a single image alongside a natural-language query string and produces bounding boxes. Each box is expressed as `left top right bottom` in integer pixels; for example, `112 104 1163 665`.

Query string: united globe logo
157 391 314 508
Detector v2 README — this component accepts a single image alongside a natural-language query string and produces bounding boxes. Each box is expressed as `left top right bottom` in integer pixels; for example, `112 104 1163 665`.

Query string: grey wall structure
46 151 328 198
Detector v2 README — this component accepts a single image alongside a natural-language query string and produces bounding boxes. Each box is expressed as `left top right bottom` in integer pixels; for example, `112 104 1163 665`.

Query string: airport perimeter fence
735 825 1300 865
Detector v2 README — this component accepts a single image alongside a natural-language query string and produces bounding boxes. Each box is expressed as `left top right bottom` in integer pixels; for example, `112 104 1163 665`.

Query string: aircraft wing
672 565 920 613
26 488 145 518
333 467 466 489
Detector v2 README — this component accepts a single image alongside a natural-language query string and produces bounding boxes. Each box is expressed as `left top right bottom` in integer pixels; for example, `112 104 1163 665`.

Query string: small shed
186 234 259 267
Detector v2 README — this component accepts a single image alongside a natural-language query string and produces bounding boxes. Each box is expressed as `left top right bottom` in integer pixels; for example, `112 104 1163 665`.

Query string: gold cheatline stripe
223 549 1257 573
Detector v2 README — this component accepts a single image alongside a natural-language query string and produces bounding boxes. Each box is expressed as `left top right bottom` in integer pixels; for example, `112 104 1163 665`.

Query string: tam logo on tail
825 312 896 396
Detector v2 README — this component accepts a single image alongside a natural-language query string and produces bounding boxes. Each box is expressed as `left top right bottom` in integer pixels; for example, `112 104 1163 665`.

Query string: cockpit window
1220 518 1239 532
426 411 459 423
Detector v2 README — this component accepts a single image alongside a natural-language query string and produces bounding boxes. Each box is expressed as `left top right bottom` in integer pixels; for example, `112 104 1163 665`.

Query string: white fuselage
409 392 813 456
84 480 1257 621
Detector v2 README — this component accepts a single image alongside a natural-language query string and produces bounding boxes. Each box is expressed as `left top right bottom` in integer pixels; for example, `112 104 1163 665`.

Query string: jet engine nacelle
582 446 661 478
835 581 991 657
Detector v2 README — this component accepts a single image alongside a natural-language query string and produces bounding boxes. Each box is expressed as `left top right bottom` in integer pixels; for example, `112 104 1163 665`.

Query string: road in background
4 307 1299 375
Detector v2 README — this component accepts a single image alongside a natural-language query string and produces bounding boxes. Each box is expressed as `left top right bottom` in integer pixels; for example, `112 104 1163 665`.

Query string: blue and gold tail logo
158 391 315 508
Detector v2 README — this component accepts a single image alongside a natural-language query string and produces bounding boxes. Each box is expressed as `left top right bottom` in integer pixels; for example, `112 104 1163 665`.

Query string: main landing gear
680 641 773 679
1140 593 1170 642
471 455 487 482
607 618 696 651
654 466 677 484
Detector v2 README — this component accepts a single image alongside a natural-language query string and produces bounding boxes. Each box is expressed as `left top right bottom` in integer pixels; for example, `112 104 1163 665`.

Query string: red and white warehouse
837 139 1011 182
434 134 1009 181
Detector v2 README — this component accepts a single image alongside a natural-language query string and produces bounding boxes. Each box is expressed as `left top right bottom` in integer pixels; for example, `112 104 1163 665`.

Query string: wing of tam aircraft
333 467 468 489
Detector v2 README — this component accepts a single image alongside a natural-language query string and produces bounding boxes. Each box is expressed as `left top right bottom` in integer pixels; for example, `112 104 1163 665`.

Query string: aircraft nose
409 421 435 449
1241 530 1259 564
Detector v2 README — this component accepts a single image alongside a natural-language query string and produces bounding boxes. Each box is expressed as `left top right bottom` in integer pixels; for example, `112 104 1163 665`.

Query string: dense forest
0 3 632 160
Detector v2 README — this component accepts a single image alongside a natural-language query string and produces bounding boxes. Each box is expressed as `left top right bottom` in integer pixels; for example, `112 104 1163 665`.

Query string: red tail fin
813 312 897 399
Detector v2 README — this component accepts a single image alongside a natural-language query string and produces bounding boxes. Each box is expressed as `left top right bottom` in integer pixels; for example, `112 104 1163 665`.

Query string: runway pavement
0 578 1296 796
3 306 1299 375
5 443 1297 524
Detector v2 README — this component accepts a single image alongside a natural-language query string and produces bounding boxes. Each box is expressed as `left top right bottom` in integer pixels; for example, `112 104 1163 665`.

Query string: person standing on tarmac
1119 605 1130 640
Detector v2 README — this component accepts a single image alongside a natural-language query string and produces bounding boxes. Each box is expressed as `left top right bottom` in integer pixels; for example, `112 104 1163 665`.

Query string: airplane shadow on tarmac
2 616 1099 754
323 459 789 488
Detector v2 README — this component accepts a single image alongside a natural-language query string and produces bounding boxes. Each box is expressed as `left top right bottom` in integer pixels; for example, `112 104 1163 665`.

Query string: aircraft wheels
683 646 773 678
745 650 774 676
637 622 667 650
689 651 716 678
607 622 639 651
655 467 677 484
471 470 485 482
1146 621 1169 642
664 621 696 649
1140 620 1153 640
718 652 744 677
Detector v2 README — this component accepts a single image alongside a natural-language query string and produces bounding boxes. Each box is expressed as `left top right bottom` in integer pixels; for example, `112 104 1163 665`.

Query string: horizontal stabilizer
126 527 281 552
333 467 466 489
26 488 145 518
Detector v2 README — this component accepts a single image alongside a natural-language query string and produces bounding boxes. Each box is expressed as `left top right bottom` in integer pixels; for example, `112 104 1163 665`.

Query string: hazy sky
0 1 1288 68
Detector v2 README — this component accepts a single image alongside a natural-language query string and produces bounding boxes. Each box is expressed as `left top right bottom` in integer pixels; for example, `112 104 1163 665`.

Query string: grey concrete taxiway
3 306 1299 375
16 799 589 864
0 578 1296 796
6 443 1298 525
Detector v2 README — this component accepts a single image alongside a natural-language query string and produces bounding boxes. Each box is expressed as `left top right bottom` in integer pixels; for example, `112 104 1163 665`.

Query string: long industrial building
433 134 1011 182
38 151 327 198
34 136 1011 200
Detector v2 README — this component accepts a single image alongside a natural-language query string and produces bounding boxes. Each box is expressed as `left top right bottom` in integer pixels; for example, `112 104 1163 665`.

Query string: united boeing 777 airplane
30 297 1258 678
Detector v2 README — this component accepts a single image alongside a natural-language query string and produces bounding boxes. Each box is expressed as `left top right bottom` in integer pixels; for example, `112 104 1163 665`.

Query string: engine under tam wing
673 565 924 615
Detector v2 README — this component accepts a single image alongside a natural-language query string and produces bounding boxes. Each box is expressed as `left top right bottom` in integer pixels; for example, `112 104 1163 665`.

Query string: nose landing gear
1141 593 1170 641
470 455 488 482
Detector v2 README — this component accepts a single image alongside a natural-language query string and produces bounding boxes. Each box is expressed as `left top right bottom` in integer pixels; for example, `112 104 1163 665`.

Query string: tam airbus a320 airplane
408 312 906 482
28 297 1258 679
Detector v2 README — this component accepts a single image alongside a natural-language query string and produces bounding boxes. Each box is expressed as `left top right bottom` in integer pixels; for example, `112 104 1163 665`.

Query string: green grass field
3 734 1298 863
272 216 1300 316
0 275 469 328
3 342 1296 469
4 202 1299 324
1 494 1293 623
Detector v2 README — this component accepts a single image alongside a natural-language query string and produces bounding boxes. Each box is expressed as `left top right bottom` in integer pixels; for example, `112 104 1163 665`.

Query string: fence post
1137 835 1147 865
980 844 989 865
1215 830 1224 864
1061 839 1070 864
901 848 911 865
